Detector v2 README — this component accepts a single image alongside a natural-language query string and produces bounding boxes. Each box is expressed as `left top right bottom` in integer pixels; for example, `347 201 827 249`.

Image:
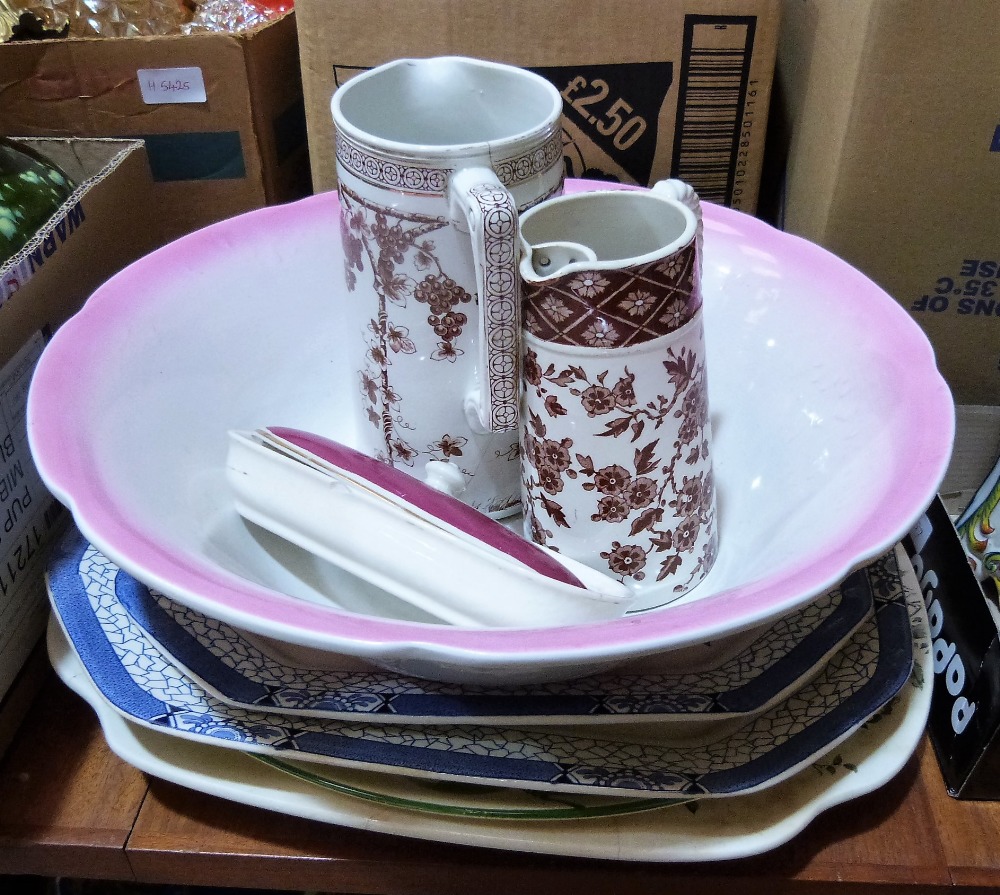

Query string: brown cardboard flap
0 137 156 705
242 12 311 201
0 138 157 358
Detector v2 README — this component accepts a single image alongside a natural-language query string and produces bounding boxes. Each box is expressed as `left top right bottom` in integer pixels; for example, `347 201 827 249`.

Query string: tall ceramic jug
332 57 564 518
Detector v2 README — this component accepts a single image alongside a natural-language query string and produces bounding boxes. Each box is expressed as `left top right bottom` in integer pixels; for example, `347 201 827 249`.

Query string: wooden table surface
2 656 1000 894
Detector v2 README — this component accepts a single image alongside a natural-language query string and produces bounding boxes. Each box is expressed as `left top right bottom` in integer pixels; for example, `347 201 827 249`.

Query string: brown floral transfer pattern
342 182 486 473
523 241 700 349
521 332 717 593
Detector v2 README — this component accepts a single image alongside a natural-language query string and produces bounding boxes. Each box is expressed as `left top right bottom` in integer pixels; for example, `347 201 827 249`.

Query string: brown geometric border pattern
471 183 519 432
335 131 564 195
523 242 702 349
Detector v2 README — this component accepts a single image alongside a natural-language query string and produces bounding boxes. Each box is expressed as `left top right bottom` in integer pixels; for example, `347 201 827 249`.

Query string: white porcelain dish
252 753 687 819
225 427 631 628
45 552 932 861
46 532 914 801
49 529 873 729
27 180 954 683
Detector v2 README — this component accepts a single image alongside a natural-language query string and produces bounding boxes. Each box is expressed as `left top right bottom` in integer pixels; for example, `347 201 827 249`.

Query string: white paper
137 67 207 104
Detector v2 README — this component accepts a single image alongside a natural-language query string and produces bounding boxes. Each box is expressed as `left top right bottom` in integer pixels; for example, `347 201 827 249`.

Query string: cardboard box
295 0 780 213
940 406 1000 519
0 138 157 712
769 0 1000 406
0 13 311 244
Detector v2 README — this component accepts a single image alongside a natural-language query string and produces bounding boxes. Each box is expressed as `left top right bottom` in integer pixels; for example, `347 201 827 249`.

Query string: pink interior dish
26 180 954 683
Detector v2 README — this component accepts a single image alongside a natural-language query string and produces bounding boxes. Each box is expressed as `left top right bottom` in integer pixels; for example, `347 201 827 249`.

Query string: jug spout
527 240 598 278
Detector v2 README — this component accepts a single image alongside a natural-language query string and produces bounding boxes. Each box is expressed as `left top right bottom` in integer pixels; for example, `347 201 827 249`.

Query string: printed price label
138 67 207 105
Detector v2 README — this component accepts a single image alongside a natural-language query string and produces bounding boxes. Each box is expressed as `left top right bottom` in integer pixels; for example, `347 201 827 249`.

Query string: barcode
672 16 756 205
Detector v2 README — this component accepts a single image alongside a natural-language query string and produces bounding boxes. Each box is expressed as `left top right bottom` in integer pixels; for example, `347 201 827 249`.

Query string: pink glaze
266 426 584 589
26 182 955 667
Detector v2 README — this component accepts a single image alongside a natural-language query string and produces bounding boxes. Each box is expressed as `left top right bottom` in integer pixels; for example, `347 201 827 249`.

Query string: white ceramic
48 529 874 729
45 554 932 861
46 532 915 800
26 181 954 684
332 57 564 517
519 182 716 598
225 427 631 628
254 754 686 820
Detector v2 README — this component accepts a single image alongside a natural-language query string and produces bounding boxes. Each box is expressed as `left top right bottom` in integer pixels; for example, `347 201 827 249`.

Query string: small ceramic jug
331 56 564 518
518 181 718 598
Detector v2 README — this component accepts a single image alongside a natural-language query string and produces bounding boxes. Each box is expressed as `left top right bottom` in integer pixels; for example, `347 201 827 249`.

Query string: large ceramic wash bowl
27 180 954 684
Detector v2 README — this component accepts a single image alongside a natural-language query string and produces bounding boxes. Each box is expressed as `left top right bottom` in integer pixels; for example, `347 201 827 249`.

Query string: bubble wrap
183 0 285 33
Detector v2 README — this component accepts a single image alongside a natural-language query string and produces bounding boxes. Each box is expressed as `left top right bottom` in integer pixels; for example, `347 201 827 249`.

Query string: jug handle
448 167 519 434
653 179 703 275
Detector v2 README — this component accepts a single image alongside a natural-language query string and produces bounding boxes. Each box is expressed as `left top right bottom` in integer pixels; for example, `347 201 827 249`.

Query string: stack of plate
46 531 930 860
29 182 951 861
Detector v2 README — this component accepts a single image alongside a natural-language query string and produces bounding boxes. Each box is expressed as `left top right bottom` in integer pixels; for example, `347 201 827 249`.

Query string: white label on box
0 331 65 701
137 67 207 104
1 257 32 310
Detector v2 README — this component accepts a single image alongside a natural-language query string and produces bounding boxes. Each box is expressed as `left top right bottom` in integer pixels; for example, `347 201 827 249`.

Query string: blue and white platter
52 528 874 727
47 529 916 801
46 547 932 860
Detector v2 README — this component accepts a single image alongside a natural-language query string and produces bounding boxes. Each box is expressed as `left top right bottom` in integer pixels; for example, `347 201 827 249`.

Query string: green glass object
0 138 77 266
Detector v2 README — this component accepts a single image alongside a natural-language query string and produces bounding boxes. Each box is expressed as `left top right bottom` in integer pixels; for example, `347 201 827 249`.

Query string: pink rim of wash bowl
26 180 955 673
